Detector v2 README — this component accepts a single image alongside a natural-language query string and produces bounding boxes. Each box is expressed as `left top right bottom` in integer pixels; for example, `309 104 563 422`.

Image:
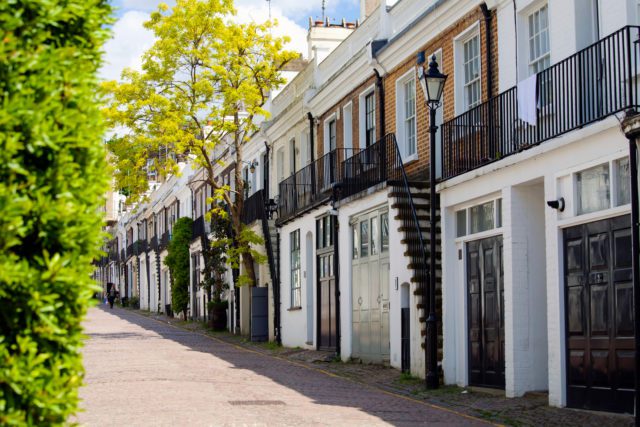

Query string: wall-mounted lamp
546 197 565 212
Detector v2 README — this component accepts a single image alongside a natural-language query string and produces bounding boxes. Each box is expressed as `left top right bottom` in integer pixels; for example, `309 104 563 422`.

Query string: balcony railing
150 236 158 252
192 216 205 241
126 244 134 258
442 25 640 180
242 189 266 224
340 135 393 200
136 239 148 253
278 149 355 223
159 231 170 250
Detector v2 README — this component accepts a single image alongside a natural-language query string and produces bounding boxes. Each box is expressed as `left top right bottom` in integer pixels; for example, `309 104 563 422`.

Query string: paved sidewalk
136 309 634 427
79 306 489 426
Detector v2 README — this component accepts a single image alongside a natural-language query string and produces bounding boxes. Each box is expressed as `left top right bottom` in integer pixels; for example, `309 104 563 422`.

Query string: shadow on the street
95 305 481 426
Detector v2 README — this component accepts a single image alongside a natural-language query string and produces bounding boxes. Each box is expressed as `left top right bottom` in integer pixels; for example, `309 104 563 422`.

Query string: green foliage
102 0 297 287
165 217 193 318
229 226 267 287
0 0 112 424
202 212 231 302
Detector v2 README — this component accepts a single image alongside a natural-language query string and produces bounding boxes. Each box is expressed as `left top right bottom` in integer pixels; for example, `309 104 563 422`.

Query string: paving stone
78 307 487 426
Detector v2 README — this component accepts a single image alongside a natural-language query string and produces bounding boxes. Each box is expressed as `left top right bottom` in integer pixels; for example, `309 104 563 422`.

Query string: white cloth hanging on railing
517 74 537 126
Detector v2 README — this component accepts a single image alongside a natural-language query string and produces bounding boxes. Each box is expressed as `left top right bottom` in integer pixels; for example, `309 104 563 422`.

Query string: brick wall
315 75 378 161
384 7 499 181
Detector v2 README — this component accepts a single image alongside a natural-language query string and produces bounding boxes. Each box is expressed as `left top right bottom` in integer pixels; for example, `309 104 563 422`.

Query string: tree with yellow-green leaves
102 0 298 287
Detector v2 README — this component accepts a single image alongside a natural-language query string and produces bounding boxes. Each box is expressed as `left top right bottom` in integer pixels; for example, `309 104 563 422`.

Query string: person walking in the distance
107 283 116 309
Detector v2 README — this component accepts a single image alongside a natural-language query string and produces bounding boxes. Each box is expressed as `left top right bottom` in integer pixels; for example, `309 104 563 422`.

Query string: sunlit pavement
78 306 487 426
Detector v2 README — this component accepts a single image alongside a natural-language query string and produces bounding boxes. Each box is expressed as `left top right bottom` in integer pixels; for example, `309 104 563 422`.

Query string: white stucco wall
439 118 630 406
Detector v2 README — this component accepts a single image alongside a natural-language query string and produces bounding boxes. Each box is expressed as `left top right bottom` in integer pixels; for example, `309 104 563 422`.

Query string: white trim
358 84 376 149
556 205 630 229
323 113 338 155
343 101 353 152
395 67 418 163
453 21 481 116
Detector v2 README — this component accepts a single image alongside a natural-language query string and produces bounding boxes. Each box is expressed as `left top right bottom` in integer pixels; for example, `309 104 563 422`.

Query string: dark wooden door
401 307 410 372
564 215 634 414
318 251 336 350
467 235 505 388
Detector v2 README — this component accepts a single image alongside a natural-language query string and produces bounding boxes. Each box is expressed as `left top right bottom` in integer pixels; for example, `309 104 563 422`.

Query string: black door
401 307 410 372
467 235 505 388
317 250 336 351
564 215 634 414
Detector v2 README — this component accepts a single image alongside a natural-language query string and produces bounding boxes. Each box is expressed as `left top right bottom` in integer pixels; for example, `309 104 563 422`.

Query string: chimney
360 0 380 21
307 18 358 62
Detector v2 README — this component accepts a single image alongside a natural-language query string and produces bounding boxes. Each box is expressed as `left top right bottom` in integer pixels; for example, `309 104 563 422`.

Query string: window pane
577 163 610 215
360 220 369 258
325 216 332 247
371 217 378 255
456 210 467 237
496 198 502 228
352 225 359 259
616 157 631 206
470 201 494 234
381 213 389 252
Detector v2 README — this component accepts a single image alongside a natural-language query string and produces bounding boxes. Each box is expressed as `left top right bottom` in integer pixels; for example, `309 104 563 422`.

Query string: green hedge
165 217 193 319
0 1 112 425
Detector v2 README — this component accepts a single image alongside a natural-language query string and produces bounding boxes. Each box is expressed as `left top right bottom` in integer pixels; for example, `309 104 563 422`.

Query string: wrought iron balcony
340 135 393 200
159 231 170 250
278 149 355 224
442 25 640 180
126 244 134 258
192 216 205 241
242 189 266 224
150 235 158 252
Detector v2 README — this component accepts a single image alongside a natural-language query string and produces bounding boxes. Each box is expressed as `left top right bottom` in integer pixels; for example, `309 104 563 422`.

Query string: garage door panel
564 215 634 414
615 282 634 337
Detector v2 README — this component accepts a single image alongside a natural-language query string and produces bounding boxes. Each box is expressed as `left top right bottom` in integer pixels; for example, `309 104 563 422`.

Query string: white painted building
438 0 639 414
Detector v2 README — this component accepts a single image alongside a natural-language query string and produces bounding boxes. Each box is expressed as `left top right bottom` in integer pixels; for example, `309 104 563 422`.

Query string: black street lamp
417 52 447 390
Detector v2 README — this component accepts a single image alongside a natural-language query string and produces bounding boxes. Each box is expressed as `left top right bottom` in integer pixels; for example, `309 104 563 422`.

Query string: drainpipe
275 229 282 345
374 69 386 181
621 112 640 423
308 112 316 195
373 69 385 137
481 3 495 159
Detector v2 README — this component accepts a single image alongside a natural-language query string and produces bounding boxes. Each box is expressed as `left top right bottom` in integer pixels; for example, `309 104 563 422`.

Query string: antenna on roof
321 0 326 22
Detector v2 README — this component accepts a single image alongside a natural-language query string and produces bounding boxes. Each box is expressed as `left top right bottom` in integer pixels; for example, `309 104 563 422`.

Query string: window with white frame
290 229 301 308
396 71 417 160
328 119 337 152
343 103 353 152
365 92 376 147
463 34 481 110
276 147 285 184
456 198 502 238
528 4 550 74
289 138 297 175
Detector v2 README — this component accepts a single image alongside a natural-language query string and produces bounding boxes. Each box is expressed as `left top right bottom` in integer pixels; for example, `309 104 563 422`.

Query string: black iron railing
136 239 148 253
192 216 205 241
442 25 640 179
278 149 355 223
126 244 134 258
242 189 266 224
340 136 390 200
120 249 125 261
150 235 158 252
160 232 170 250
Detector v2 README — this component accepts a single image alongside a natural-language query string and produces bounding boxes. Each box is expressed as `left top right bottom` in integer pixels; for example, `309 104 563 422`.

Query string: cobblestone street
79 307 488 426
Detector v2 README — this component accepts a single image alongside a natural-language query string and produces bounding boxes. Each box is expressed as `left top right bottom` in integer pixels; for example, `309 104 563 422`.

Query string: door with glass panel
317 216 337 351
351 209 390 363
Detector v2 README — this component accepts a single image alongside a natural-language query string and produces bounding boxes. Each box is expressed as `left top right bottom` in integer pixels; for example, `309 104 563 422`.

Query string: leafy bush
0 1 112 424
165 217 193 319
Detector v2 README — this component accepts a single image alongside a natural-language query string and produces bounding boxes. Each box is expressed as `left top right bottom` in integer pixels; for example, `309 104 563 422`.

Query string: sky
101 0 360 81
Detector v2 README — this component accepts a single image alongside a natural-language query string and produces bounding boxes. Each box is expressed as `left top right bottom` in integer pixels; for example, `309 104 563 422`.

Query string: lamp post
417 52 447 390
